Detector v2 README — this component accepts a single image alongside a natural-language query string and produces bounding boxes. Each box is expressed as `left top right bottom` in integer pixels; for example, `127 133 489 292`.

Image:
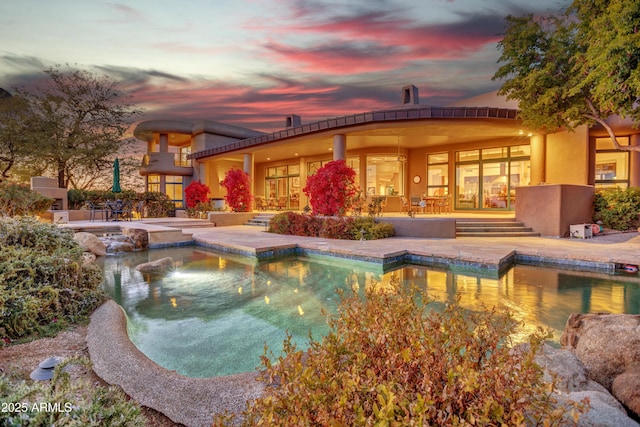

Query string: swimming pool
99 247 640 378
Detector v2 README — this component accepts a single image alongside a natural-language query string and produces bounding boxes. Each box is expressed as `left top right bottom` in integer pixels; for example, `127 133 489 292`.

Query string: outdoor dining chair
86 201 105 222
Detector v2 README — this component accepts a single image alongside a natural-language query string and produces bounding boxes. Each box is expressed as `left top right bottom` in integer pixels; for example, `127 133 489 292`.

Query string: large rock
560 390 640 427
612 363 640 418
515 344 639 426
73 232 107 256
135 257 174 275
561 313 640 390
123 228 148 250
535 344 607 394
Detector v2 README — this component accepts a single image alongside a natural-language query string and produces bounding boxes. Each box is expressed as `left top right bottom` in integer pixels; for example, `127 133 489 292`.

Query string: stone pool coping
87 300 265 427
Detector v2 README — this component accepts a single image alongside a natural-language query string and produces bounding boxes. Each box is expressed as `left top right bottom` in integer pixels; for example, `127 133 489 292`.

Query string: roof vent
402 85 419 106
286 114 301 128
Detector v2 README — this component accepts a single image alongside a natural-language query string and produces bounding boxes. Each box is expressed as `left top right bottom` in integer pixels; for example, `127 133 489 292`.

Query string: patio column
630 134 640 187
159 133 169 153
333 134 346 161
244 153 255 196
530 134 546 185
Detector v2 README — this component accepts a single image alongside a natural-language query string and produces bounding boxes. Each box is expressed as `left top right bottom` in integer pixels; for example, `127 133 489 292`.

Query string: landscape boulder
135 257 174 275
123 228 148 250
73 232 107 257
561 313 640 419
561 313 640 389
611 363 640 418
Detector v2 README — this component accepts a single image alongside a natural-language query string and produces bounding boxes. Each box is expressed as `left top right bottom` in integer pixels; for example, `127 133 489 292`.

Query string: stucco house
134 85 640 236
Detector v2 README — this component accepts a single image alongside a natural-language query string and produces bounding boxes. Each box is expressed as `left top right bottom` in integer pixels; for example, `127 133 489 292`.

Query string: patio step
245 214 275 227
146 219 215 229
456 219 540 237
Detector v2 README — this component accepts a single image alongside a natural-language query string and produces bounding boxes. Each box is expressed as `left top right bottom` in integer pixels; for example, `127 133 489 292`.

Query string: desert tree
493 0 640 152
15 65 143 188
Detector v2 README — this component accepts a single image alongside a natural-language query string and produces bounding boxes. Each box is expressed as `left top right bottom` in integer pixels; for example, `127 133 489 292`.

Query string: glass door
456 164 479 209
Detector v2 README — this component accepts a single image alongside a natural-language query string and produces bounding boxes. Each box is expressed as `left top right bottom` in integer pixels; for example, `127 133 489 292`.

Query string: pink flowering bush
221 168 252 212
303 160 358 216
184 180 210 209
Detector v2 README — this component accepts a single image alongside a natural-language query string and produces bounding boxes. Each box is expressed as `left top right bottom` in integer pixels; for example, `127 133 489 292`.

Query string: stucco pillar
159 133 169 153
630 134 640 187
333 134 346 161
529 134 546 185
244 153 255 196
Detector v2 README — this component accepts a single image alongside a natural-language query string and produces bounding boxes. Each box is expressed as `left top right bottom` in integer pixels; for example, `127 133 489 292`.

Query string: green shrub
0 357 145 426
268 212 394 240
0 182 53 217
214 279 586 426
67 189 139 210
0 217 105 343
593 187 640 231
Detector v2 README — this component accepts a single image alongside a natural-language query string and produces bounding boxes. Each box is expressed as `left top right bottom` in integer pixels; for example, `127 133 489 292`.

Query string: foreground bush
268 212 394 240
0 182 52 217
214 280 585 426
0 357 145 426
0 217 105 343
593 187 640 231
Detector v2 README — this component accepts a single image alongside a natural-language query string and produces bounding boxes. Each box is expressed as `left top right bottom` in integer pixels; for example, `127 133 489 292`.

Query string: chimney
402 85 419 106
286 114 301 128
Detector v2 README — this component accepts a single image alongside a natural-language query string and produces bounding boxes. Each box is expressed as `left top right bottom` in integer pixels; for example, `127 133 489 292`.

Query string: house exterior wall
545 126 590 185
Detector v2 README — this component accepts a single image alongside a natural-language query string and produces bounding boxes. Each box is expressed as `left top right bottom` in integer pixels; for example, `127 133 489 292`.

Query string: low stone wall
207 212 255 226
377 217 456 238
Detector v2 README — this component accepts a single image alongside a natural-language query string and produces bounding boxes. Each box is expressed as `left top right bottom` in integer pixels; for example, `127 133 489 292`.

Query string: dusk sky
0 0 570 132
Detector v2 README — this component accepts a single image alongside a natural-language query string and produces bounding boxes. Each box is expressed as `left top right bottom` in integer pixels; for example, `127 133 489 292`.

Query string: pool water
99 247 640 378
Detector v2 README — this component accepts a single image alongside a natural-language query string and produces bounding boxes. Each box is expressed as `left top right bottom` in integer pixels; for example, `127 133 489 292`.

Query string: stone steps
245 214 275 227
456 219 540 237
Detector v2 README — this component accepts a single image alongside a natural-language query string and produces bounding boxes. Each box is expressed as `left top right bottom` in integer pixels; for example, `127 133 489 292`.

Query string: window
166 176 183 208
147 175 160 193
595 137 629 189
427 153 448 196
366 156 404 196
455 145 530 210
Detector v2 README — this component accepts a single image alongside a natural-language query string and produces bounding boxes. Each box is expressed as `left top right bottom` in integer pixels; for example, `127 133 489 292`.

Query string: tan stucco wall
515 184 594 237
545 127 589 185
379 217 456 238
203 159 244 199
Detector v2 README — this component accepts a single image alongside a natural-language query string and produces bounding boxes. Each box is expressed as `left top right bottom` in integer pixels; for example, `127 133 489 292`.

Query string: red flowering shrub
303 160 358 216
221 168 253 212
184 180 210 209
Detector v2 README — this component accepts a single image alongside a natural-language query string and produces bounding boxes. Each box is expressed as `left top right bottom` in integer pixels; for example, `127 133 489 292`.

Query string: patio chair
410 195 422 213
86 201 105 222
276 196 288 210
254 196 267 210
121 200 133 221
133 201 145 220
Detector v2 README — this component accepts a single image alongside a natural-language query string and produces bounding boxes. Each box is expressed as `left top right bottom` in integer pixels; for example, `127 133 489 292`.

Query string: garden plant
303 160 358 216
221 169 252 212
214 278 586 426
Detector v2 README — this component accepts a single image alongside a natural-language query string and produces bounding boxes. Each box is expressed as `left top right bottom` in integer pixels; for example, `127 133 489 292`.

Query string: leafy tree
0 91 37 182
221 168 252 212
13 65 142 188
493 1 640 152
303 160 359 216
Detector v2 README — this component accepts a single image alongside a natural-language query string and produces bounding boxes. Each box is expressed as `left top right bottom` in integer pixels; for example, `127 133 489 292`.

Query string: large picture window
366 156 405 196
455 145 530 210
595 137 629 189
427 153 448 196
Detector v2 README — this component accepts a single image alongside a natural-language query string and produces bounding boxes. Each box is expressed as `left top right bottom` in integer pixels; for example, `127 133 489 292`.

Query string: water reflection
98 247 640 378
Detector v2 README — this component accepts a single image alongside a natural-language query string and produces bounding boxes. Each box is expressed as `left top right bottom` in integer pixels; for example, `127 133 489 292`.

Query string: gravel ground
0 326 181 427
